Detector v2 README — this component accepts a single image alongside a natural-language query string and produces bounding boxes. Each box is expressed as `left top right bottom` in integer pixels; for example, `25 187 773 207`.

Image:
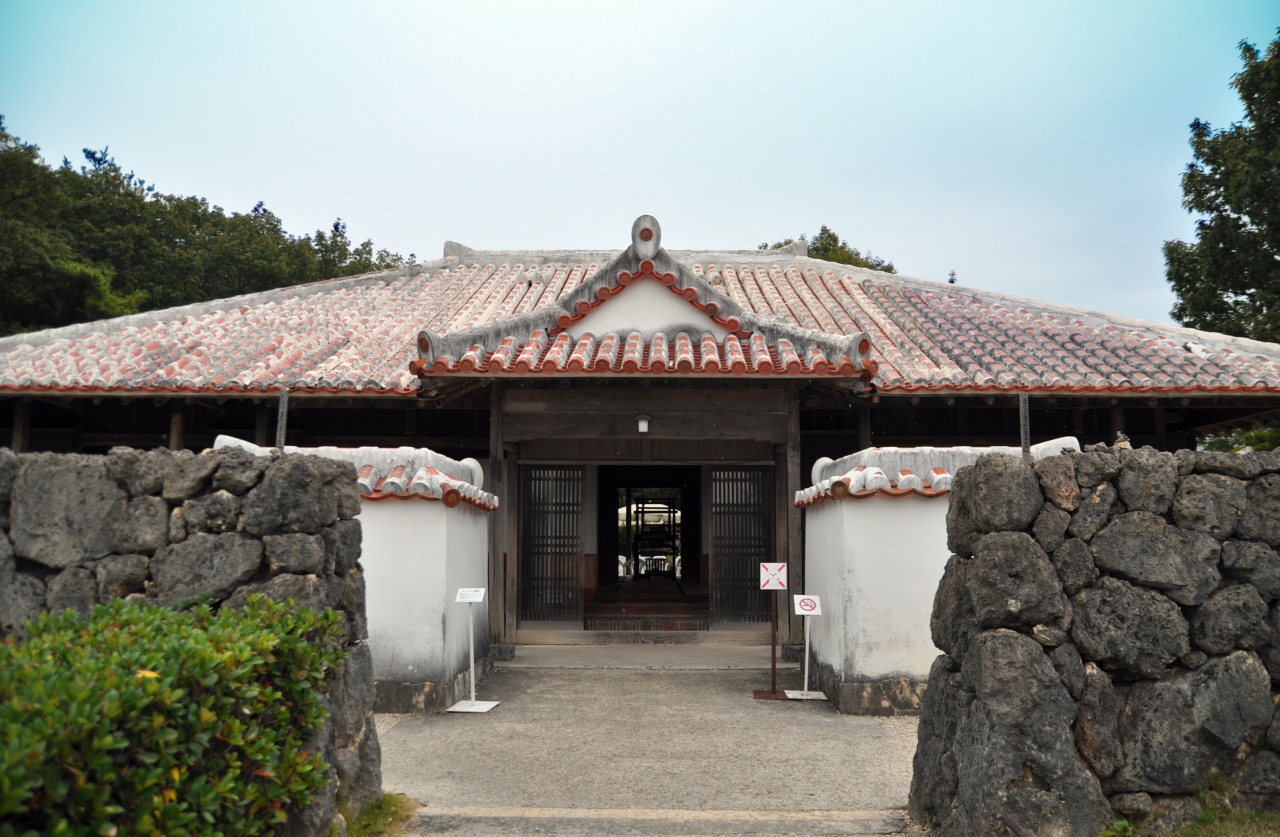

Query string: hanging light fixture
637 414 650 434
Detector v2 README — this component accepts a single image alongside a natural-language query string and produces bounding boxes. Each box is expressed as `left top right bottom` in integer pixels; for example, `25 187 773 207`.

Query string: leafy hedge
0 596 349 837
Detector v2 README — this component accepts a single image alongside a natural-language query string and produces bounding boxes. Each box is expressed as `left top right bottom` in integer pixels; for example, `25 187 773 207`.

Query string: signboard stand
754 563 788 700
785 594 827 701
447 588 499 713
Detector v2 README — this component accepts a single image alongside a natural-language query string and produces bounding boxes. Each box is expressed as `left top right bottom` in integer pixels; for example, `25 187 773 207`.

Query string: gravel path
378 652 920 835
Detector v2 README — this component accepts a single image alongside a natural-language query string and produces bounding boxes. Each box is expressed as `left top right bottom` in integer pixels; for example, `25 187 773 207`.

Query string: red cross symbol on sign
759 563 787 590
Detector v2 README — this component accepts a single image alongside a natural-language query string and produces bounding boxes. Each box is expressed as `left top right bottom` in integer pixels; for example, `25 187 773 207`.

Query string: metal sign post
786 595 827 701
447 588 499 713
754 563 788 700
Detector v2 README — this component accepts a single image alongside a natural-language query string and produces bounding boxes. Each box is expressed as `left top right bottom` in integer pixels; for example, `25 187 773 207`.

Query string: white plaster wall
361 499 491 684
444 505 491 678
804 501 847 679
362 500 448 682
804 495 951 682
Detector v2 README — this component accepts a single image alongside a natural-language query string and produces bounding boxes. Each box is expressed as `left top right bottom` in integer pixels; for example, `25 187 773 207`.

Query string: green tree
0 121 145 334
0 117 411 337
758 225 895 273
1165 32 1280 342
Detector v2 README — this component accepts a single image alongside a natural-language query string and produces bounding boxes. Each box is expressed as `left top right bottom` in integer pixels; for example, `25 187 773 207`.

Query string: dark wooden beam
276 435 489 449
504 412 788 443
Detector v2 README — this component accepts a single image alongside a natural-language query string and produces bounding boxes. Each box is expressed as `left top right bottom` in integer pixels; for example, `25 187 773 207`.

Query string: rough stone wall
911 442 1280 837
0 446 381 836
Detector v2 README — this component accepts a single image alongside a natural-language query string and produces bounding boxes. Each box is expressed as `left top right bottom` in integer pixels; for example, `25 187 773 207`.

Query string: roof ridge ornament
632 215 661 259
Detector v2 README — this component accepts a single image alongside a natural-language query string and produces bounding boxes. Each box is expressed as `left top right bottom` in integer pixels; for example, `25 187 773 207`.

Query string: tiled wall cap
926 468 953 491
213 435 495 510
894 470 925 490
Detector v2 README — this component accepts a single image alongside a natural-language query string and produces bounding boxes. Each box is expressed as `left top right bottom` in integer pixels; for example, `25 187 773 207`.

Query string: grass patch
342 793 417 837
1168 807 1280 837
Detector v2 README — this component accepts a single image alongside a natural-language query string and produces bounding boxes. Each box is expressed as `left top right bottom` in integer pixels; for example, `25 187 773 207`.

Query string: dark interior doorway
590 466 706 630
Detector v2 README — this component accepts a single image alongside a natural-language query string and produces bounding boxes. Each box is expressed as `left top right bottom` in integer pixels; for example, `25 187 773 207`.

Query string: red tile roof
2 217 1279 396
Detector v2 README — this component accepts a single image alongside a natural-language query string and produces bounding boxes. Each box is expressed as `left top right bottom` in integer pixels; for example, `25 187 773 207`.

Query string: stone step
412 804 912 836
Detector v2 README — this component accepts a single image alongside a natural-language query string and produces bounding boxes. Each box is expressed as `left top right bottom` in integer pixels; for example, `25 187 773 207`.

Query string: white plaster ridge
811 436 1081 487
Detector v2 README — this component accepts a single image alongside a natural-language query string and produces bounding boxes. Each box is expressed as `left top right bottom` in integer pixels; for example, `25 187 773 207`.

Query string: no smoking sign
793 595 822 616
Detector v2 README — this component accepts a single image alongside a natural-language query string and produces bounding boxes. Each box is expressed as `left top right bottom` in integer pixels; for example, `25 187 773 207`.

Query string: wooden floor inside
586 580 709 631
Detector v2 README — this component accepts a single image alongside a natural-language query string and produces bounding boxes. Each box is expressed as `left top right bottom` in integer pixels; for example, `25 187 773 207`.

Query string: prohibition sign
793 594 822 616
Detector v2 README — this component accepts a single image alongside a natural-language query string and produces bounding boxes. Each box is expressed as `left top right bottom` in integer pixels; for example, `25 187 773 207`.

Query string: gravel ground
378 660 920 836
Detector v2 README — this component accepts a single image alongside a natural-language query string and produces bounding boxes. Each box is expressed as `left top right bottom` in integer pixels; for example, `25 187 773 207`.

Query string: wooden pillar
785 382 802 642
1111 405 1125 442
275 388 289 448
488 384 505 643
1072 409 1085 438
1019 392 1031 461
773 442 790 644
504 441 520 640
254 403 270 447
168 403 185 451
858 405 871 450
11 399 30 453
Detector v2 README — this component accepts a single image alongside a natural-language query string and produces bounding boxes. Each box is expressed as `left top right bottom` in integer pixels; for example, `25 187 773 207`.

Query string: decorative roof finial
631 215 661 259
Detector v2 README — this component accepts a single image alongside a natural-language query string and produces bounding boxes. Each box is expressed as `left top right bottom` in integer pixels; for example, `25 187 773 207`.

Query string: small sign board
455 588 486 603
759 563 787 590
793 594 822 616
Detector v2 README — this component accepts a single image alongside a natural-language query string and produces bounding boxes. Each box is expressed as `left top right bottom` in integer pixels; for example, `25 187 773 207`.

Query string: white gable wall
570 276 730 341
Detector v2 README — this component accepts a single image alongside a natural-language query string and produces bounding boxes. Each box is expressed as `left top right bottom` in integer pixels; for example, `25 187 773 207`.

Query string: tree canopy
758 225 895 273
0 118 410 337
1165 32 1280 343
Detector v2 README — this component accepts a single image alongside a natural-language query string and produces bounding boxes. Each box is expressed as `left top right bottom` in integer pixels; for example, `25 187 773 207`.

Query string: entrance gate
519 466 585 622
710 467 772 624
518 464 774 630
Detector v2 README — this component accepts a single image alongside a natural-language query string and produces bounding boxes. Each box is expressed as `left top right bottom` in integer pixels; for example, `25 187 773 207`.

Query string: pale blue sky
1 2 1276 325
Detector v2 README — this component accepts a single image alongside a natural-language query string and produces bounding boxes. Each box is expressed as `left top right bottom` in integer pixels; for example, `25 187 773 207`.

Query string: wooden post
1019 392 1031 461
488 383 505 643
168 403 185 451
275 388 289 448
1111 405 1125 442
254 404 270 447
504 442 520 640
11 399 30 453
786 381 802 641
773 442 791 645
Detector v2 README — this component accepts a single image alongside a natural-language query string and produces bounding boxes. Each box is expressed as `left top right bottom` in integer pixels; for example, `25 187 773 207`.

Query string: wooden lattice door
520 466 585 623
710 466 773 624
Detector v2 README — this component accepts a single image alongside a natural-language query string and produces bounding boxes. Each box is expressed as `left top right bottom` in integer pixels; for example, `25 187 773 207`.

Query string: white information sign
448 587 498 713
793 594 822 616
759 563 787 590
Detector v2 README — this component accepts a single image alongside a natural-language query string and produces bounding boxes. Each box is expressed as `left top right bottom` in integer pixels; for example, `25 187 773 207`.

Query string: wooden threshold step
515 627 770 645
413 804 910 835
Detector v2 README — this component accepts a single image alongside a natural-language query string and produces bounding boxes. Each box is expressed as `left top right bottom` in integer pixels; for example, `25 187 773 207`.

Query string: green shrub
0 595 349 837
